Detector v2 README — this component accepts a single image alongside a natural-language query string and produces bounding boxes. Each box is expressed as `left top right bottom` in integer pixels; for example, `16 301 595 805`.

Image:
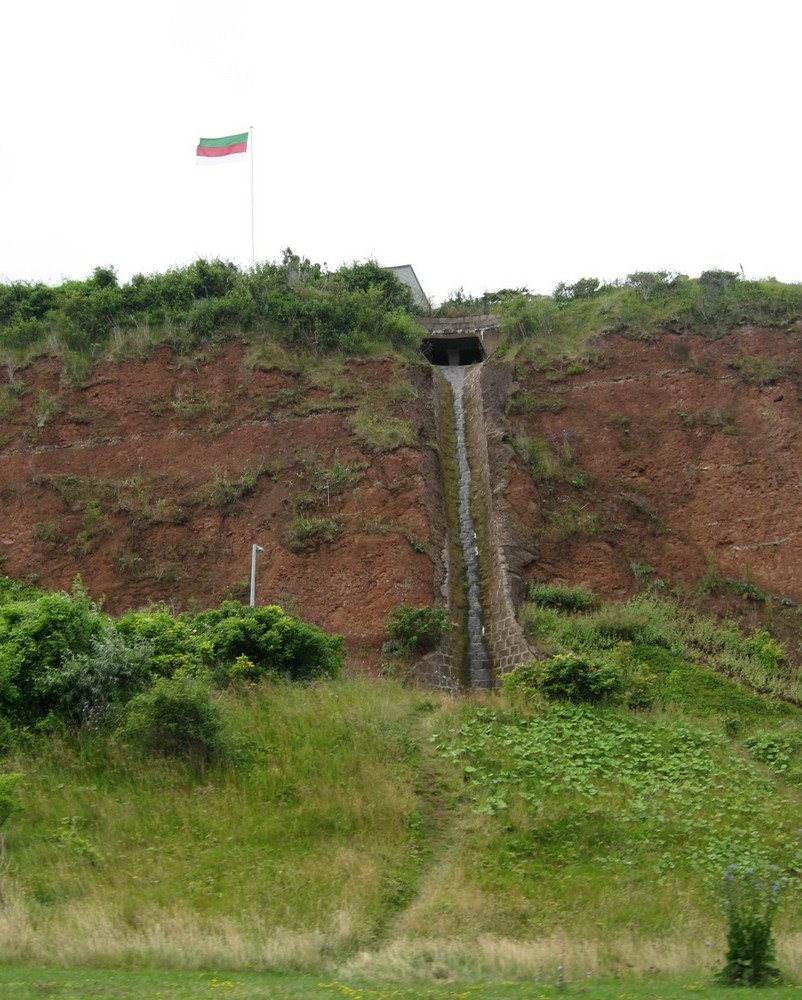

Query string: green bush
384 605 450 657
119 671 228 766
505 646 655 709
286 516 344 552
43 629 154 726
534 652 621 704
0 254 424 376
188 602 343 682
114 609 206 676
0 581 106 723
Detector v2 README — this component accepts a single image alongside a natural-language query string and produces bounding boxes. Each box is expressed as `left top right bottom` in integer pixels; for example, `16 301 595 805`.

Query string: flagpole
250 125 255 268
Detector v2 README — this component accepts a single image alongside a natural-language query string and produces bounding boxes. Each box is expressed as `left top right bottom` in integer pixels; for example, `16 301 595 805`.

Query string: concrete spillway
440 366 492 689
411 344 535 693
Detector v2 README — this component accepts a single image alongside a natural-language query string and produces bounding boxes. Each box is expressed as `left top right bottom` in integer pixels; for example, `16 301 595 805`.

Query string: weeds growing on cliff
348 408 417 452
511 434 574 483
192 467 273 509
286 516 344 552
294 457 365 511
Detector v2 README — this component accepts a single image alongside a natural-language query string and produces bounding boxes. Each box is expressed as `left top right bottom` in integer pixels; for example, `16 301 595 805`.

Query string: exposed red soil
0 345 436 670
503 325 802 648
2 326 801 671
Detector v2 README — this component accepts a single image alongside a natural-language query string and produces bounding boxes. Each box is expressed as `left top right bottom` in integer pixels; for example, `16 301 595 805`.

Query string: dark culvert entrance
420 335 486 366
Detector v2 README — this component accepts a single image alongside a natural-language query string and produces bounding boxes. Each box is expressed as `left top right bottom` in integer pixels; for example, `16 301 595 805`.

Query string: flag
196 132 249 162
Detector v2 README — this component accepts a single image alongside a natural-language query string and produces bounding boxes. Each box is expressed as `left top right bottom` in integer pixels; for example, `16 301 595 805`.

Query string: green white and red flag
196 132 249 163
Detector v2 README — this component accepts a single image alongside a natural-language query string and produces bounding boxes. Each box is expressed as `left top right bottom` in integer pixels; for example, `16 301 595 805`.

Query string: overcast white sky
2 0 799 305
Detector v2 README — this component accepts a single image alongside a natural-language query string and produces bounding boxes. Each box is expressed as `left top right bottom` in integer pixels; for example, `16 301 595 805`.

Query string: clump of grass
348 408 417 453
0 385 22 420
243 338 303 375
512 434 574 483
728 353 789 386
168 391 231 430
192 466 274 509
520 588 802 704
541 503 599 542
506 393 567 417
529 582 598 613
32 521 62 544
286 516 344 552
294 458 365 511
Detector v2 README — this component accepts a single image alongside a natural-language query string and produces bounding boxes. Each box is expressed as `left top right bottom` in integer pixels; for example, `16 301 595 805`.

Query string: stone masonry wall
464 364 534 677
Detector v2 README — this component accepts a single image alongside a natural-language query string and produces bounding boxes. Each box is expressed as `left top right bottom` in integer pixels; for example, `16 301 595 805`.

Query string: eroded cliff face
503 327 802 607
1 325 801 672
0 345 442 669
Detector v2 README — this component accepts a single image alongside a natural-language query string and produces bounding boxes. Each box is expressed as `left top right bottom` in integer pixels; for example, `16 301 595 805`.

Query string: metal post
250 543 264 607
249 125 255 267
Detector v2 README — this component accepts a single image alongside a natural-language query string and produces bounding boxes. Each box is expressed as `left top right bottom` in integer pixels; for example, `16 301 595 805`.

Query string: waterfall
440 366 492 689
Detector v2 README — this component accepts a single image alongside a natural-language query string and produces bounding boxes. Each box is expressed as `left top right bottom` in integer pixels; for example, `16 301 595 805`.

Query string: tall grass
2 679 441 969
2 620 802 982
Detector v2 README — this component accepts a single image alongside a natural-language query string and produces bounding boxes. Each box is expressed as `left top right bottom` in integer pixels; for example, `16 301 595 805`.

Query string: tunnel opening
420 335 486 366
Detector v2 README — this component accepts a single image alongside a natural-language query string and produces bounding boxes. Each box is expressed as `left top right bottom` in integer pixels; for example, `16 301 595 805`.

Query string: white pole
250 543 264 607
249 125 255 267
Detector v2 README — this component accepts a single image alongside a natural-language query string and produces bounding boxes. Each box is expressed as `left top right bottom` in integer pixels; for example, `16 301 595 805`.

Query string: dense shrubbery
505 647 655 709
0 576 344 755
0 580 106 724
0 252 423 369
5 259 800 376
189 601 344 682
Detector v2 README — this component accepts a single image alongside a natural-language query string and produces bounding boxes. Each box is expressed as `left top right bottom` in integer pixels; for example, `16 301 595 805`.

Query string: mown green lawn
0 967 801 1000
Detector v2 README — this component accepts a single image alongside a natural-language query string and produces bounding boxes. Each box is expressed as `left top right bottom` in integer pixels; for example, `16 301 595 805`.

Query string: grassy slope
2 597 802 985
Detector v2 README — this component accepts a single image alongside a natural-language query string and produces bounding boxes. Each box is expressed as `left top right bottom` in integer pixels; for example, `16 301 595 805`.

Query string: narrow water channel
440 366 492 689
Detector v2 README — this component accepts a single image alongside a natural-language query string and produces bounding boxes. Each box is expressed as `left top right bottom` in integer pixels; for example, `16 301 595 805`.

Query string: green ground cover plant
519 587 802 704
286 516 345 552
